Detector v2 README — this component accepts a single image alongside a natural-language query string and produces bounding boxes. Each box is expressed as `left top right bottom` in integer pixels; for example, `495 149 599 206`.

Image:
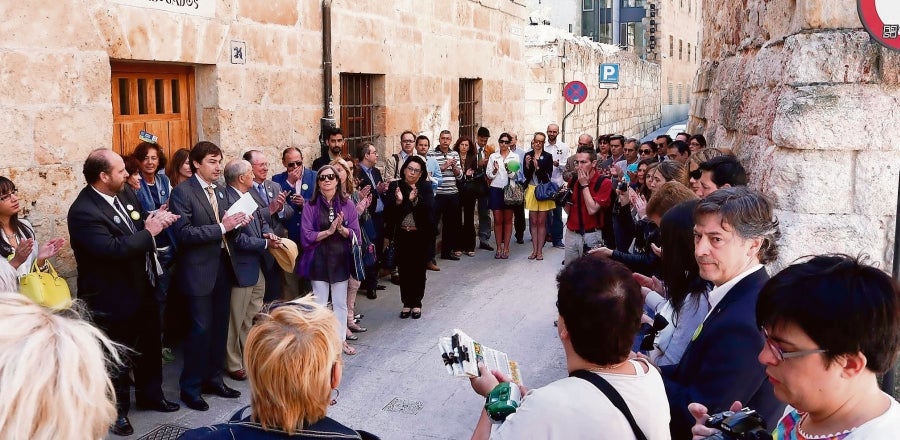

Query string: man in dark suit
169 141 249 411
311 126 346 171
222 159 281 381
660 187 785 439
68 148 181 436
271 146 316 299
355 142 389 299
242 149 293 303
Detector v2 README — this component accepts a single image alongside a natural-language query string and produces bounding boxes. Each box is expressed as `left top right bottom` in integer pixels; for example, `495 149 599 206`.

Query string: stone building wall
690 0 899 270
525 26 661 143
0 0 527 281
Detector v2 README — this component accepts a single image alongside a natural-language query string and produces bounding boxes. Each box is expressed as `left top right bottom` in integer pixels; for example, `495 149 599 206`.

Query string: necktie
256 183 269 205
206 186 230 254
113 197 134 233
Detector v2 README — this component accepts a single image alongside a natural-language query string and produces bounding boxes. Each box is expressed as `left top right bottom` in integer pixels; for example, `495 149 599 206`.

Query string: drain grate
381 397 424 415
136 424 190 440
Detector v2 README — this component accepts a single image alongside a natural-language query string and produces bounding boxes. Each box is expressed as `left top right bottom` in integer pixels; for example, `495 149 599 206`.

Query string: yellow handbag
19 260 72 310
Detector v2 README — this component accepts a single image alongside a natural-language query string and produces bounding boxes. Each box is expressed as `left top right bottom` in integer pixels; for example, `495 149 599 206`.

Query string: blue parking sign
599 63 619 83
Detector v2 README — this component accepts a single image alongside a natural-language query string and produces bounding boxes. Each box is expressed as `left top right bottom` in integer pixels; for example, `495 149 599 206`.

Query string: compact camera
484 382 522 422
703 408 772 440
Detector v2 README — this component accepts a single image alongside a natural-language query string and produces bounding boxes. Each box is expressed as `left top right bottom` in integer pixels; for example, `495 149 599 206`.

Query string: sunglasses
286 161 303 168
689 169 702 180
318 174 337 181
639 149 653 155
499 139 511 144
640 314 669 351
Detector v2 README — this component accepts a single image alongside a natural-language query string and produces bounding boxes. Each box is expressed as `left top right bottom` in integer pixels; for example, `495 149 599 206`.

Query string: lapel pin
268 191 273 197
301 183 309 191
218 191 224 199
130 211 141 221
126 204 134 211
113 215 121 224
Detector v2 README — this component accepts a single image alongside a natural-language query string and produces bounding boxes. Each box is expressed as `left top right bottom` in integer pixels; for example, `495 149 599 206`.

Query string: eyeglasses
0 189 17 201
639 149 653 155
318 174 337 181
499 140 511 144
406 167 422 174
761 328 827 362
286 161 303 168
689 141 701 146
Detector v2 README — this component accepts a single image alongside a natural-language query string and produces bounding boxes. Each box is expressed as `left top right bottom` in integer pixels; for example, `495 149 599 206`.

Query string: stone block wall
0 0 527 280
690 0 899 269
524 26 661 143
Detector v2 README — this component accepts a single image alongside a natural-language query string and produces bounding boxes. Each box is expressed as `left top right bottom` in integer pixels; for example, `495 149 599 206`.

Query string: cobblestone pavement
120 239 569 440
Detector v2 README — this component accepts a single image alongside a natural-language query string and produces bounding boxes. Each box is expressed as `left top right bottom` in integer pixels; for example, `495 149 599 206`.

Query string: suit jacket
272 169 316 242
523 150 554 184
224 186 273 288
384 180 435 240
169 176 231 297
67 185 155 318
355 164 387 218
660 267 784 439
248 178 294 238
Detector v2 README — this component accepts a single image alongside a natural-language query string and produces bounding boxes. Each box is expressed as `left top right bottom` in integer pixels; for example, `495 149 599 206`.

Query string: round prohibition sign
563 81 588 105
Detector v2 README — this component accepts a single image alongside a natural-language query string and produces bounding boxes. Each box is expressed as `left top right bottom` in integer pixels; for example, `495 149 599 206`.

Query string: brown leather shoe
228 369 247 381
426 262 440 271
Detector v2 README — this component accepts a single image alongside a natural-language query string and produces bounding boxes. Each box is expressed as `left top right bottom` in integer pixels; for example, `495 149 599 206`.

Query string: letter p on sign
599 63 619 83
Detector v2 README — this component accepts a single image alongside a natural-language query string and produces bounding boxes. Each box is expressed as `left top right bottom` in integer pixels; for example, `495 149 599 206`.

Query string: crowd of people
0 123 898 439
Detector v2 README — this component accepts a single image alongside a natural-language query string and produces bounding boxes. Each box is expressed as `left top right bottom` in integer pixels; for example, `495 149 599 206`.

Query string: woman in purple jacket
298 165 361 356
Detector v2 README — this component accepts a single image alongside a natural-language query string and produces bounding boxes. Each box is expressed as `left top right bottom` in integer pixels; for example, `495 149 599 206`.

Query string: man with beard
313 127 346 171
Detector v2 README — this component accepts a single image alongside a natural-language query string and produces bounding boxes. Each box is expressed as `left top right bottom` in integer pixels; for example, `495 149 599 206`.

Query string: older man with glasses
273 147 317 300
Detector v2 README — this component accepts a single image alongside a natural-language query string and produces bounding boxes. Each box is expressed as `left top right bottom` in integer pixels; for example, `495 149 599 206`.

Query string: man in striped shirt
428 130 463 262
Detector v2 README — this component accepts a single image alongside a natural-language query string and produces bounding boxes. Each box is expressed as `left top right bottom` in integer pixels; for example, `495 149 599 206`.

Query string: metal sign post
883 171 900 394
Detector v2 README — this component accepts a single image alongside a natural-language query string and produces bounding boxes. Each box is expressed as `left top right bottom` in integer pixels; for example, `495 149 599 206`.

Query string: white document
225 192 259 217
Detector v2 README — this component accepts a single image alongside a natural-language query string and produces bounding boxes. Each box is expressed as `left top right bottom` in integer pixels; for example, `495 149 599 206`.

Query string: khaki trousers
226 269 265 372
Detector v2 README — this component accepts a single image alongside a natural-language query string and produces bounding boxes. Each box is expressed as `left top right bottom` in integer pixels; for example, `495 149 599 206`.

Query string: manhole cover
382 397 424 415
136 424 190 440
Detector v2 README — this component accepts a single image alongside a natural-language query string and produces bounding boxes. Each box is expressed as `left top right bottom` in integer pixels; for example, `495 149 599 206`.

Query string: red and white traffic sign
563 81 588 105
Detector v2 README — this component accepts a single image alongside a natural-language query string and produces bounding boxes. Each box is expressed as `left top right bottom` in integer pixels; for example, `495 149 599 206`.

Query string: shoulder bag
534 180 559 201
503 181 524 205
349 230 366 281
19 260 72 310
570 369 648 440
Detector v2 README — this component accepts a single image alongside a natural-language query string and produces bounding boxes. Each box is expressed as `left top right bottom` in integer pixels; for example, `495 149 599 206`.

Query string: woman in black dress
385 156 434 319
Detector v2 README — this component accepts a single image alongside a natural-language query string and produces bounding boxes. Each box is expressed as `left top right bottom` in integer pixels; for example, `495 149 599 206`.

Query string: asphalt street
122 236 570 440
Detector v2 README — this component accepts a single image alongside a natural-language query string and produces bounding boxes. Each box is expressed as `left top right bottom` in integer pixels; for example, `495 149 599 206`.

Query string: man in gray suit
169 141 248 411
242 149 293 303
222 159 281 381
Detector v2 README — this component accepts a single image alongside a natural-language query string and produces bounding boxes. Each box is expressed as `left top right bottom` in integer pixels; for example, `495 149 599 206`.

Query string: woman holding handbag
522 133 555 261
298 166 361 356
485 133 519 259
454 136 480 257
385 156 434 320
0 176 65 280
331 158 371 344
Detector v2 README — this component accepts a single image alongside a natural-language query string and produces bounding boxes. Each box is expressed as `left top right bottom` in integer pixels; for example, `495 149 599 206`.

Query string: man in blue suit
221 159 281 381
355 142 389 299
272 146 315 299
169 141 249 411
660 187 785 439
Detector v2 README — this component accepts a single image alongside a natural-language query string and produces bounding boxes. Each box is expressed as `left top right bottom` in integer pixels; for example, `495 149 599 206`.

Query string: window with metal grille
678 84 683 104
459 79 481 141
669 35 674 58
679 39 683 60
687 43 691 62
111 63 195 159
340 73 383 158
668 83 673 105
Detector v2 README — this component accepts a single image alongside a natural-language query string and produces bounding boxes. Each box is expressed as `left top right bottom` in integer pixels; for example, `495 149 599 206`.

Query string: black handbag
461 174 486 198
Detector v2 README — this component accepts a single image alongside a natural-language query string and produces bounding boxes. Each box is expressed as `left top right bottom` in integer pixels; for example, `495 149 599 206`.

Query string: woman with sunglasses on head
0 176 65 281
690 254 900 439
298 166 361 356
484 132 519 259
330 158 372 346
385 156 434 320
181 297 380 439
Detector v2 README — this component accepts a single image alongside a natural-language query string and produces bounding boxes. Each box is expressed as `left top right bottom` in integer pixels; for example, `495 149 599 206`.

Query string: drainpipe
319 0 336 160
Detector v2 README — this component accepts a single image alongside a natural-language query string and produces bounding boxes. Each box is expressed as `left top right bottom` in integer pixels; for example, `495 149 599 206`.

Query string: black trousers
458 191 477 252
93 290 163 416
363 211 384 291
261 259 282 303
512 200 526 241
180 253 233 398
434 193 461 257
396 228 427 308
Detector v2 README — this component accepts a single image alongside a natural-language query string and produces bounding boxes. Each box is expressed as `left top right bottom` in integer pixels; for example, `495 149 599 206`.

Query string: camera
617 181 628 192
703 408 772 440
484 382 522 422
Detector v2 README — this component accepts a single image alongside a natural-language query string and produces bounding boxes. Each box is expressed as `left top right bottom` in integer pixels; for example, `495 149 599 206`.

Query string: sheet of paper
225 192 259 217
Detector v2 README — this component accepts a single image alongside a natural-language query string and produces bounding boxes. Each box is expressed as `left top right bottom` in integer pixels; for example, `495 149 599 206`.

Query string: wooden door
111 63 196 159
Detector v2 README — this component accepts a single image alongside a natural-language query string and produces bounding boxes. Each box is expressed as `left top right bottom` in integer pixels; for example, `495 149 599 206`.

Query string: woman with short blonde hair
0 293 119 440
181 297 377 439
